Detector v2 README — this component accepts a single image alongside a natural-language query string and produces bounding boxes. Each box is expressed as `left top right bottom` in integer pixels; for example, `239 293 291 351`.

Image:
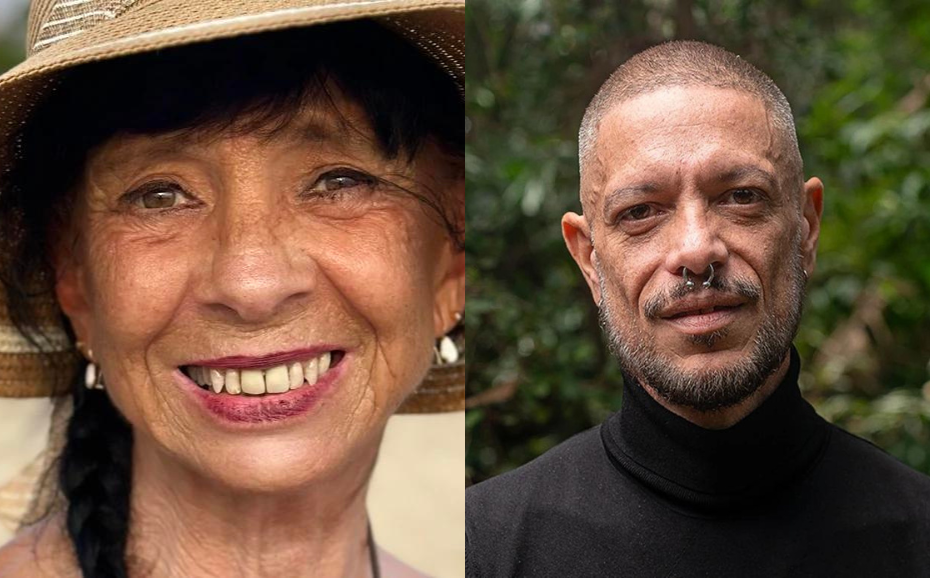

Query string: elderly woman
0 1 464 577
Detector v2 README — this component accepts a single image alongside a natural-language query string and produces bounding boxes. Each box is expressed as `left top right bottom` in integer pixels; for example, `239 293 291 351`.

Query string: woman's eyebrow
92 140 200 172
290 117 342 143
109 119 366 161
283 116 372 149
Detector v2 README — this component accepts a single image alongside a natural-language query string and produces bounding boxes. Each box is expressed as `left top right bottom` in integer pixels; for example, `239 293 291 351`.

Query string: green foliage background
0 7 24 73
465 0 930 484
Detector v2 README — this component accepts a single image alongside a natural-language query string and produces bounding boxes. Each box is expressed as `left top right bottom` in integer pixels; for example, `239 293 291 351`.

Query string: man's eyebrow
598 165 778 220
602 182 660 221
717 165 778 190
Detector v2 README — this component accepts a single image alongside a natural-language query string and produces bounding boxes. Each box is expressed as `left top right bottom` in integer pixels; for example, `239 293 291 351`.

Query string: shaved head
579 41 802 205
563 40 824 428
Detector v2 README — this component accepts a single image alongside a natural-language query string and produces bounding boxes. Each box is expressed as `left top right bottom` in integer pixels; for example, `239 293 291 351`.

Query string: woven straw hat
0 0 465 413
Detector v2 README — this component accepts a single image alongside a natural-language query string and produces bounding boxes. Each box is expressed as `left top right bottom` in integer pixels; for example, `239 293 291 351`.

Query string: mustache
643 274 761 320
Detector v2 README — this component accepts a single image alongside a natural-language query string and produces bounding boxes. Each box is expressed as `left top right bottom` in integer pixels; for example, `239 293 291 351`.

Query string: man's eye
727 188 762 205
620 204 656 221
305 170 377 197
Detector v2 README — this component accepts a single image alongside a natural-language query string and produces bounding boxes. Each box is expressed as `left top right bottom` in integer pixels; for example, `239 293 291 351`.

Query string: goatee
597 257 806 411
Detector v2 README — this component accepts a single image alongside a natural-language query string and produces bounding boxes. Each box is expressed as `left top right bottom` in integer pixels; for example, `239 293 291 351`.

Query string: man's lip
658 298 746 319
661 306 742 334
183 347 341 370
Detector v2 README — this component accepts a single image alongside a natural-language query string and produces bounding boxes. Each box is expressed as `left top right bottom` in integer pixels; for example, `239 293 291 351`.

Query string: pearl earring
76 341 104 390
434 312 463 365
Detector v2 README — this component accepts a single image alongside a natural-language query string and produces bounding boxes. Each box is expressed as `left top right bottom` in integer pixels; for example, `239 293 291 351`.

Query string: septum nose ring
683 263 715 290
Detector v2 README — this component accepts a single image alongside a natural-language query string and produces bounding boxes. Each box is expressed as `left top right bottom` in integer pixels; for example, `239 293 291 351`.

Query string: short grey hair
578 41 802 199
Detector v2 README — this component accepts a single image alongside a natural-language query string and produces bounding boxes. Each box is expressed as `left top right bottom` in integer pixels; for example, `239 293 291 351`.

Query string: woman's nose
202 206 314 325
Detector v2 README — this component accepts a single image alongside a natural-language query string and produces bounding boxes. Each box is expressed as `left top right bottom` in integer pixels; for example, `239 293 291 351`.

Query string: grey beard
597 256 806 412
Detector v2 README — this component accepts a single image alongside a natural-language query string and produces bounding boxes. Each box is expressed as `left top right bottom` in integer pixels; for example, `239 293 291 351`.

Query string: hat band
0 326 71 354
31 0 419 55
33 0 143 53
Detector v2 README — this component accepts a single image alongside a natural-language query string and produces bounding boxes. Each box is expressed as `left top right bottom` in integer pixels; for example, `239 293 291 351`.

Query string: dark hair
0 21 462 578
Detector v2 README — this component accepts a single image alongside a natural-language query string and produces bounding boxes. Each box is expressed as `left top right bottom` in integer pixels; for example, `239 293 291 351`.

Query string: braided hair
0 21 462 578
58 379 134 577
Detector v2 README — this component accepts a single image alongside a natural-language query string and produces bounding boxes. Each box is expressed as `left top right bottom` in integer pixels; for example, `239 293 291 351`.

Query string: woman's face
55 92 464 493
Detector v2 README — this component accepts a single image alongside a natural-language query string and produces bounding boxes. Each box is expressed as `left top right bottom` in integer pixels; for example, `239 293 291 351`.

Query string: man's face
564 86 823 411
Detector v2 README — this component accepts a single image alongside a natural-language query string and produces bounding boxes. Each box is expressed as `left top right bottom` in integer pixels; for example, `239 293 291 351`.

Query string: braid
59 370 134 578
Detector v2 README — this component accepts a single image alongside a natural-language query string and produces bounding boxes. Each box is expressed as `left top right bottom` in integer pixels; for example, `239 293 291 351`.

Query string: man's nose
202 203 314 325
663 207 729 284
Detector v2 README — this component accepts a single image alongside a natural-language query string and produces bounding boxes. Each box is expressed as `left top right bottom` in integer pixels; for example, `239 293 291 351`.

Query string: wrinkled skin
563 86 822 429
47 93 463 576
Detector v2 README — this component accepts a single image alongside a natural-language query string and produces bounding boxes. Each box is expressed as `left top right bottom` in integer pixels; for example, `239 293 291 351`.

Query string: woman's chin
182 434 380 496
140 370 397 496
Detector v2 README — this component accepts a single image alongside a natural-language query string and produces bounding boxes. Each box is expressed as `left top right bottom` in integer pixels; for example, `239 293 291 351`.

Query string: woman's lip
661 305 743 334
174 356 345 426
185 346 341 370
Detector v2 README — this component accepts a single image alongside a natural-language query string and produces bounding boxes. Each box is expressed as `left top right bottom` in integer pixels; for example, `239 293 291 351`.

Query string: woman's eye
620 204 656 221
140 190 181 209
305 170 377 197
123 182 192 211
727 188 762 205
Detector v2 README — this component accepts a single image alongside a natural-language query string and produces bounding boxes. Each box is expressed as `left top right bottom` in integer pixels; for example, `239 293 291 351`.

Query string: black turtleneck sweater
466 349 930 577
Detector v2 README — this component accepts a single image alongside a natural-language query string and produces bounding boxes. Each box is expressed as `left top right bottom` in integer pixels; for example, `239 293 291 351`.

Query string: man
466 41 930 577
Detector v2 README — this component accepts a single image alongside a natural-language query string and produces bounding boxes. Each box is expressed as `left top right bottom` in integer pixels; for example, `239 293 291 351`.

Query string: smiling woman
0 1 464 577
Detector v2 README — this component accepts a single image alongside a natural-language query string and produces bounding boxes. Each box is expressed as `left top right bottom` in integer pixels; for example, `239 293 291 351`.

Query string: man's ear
562 212 602 304
433 243 466 338
800 177 824 277
54 240 93 347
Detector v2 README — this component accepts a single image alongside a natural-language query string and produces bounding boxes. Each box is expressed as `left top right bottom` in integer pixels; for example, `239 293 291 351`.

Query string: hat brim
0 1 463 156
13 0 463 83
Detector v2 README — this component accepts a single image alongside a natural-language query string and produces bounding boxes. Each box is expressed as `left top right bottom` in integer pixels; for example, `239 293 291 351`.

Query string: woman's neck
127 437 378 578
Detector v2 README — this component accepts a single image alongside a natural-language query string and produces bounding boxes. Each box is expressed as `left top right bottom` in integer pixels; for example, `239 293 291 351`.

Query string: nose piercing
682 263 715 290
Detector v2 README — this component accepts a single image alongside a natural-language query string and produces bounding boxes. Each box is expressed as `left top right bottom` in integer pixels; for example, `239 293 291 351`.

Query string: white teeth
189 352 334 396
224 370 241 395
210 369 224 394
240 369 265 395
265 365 290 394
288 362 304 390
302 358 319 386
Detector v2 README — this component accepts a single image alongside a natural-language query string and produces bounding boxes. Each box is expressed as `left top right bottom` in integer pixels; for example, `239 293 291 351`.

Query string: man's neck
639 352 792 430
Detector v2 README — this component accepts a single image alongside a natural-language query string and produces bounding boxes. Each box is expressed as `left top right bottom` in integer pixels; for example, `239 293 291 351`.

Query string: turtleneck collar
601 347 830 512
